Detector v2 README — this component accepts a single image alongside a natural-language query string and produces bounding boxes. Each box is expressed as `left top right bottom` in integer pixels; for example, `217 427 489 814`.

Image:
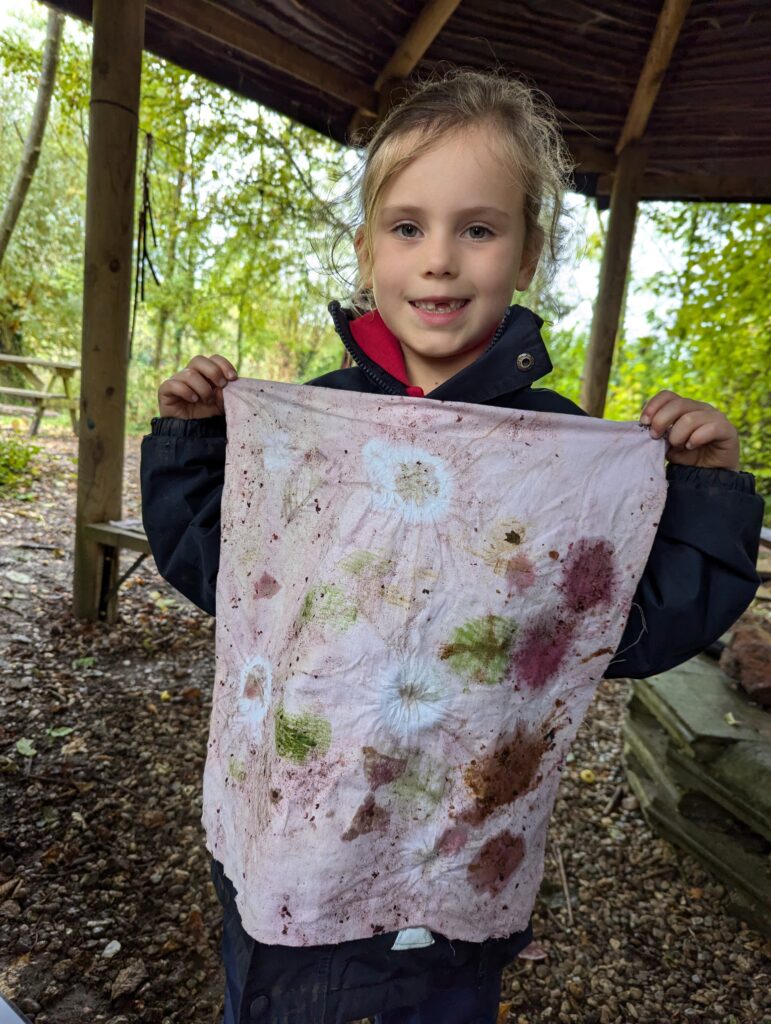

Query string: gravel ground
1 429 769 1024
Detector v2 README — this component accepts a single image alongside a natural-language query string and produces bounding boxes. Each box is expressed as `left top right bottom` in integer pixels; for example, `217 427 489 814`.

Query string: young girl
141 71 762 1024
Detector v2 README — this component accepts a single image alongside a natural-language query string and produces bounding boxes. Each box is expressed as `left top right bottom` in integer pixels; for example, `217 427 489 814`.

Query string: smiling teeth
413 300 466 312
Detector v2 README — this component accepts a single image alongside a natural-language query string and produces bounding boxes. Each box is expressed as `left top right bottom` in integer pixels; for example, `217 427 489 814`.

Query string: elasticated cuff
148 415 227 438
666 463 756 494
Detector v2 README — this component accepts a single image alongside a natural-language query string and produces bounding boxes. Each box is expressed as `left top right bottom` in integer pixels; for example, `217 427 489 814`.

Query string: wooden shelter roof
46 0 771 204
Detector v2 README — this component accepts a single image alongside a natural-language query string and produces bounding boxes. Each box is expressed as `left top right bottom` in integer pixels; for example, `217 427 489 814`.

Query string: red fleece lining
349 310 425 398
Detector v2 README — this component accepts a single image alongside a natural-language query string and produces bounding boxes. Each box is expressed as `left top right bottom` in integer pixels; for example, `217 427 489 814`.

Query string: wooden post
73 0 145 621
579 143 648 418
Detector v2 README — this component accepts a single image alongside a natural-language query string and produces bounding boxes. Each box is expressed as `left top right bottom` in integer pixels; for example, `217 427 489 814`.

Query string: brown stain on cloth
467 831 525 895
459 717 559 826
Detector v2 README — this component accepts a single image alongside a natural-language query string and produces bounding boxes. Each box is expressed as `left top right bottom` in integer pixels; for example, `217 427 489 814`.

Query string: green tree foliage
0 8 349 430
605 203 770 506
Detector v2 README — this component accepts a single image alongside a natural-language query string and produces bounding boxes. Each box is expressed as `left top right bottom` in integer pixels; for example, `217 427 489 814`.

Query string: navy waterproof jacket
140 303 762 1015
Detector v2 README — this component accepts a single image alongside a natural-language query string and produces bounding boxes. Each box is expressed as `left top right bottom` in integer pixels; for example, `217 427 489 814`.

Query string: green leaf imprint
275 706 332 764
439 614 518 686
340 550 393 580
298 584 357 631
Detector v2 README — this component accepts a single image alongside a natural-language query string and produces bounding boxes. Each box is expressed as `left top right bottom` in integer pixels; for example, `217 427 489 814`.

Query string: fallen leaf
61 735 87 756
46 726 75 738
159 690 171 702
15 738 36 758
497 1001 513 1023
517 940 548 961
579 768 596 784
6 571 32 585
723 712 740 727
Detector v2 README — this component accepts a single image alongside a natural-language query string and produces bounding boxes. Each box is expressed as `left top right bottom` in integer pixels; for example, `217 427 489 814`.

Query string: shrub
0 430 40 489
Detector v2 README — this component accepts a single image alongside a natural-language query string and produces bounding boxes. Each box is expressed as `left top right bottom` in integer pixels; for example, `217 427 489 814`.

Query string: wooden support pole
580 0 691 417
579 144 648 418
73 0 145 621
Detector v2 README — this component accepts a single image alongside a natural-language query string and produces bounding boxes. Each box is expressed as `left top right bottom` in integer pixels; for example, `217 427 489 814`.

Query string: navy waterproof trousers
213 860 516 1024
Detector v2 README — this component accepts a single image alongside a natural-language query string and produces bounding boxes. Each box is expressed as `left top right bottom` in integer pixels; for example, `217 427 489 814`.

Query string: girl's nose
421 235 459 277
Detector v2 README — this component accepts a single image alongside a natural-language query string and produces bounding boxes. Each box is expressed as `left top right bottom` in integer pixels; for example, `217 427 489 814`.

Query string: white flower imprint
376 654 452 741
261 428 293 472
363 439 452 524
236 654 273 729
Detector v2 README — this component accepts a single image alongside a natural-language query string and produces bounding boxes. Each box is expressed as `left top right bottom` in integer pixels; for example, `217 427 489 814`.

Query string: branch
0 10 65 270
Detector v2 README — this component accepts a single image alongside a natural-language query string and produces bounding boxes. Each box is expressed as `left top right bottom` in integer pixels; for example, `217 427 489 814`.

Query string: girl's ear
515 234 544 292
354 226 373 289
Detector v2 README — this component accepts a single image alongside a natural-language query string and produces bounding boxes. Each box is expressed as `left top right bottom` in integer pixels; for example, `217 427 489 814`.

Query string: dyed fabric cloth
203 379 666 947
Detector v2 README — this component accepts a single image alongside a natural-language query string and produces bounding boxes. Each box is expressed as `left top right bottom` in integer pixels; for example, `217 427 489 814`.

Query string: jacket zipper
329 302 519 397
329 302 400 396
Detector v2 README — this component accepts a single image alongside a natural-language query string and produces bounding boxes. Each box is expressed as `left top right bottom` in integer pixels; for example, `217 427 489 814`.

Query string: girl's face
360 125 540 391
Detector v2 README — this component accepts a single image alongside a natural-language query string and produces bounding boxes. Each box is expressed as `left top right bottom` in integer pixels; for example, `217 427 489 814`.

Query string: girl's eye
394 223 420 238
466 225 492 240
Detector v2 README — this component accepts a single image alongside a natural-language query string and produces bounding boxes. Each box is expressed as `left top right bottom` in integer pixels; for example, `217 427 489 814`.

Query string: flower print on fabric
374 652 454 742
236 654 272 730
363 438 453 524
203 377 668 949
260 427 293 472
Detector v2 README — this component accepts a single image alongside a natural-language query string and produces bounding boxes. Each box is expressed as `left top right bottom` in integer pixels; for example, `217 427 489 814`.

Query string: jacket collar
327 300 553 404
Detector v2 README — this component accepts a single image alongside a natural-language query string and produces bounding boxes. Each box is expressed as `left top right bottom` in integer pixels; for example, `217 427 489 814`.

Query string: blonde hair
339 68 573 311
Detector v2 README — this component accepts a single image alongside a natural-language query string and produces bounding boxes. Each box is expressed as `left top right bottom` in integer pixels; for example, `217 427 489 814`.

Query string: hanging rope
129 132 161 358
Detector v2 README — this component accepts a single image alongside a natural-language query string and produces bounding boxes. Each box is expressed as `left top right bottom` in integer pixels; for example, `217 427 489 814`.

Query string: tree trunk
0 11 65 270
153 166 185 370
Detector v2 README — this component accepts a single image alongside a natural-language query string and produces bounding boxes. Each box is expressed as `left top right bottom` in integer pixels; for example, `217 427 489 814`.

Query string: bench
83 520 152 618
0 354 79 435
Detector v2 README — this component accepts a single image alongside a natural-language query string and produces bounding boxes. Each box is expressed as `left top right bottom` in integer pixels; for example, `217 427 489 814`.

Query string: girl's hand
640 390 740 471
158 354 238 419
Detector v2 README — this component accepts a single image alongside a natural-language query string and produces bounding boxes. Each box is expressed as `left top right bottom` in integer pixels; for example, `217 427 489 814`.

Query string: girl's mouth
409 299 470 324
410 299 469 313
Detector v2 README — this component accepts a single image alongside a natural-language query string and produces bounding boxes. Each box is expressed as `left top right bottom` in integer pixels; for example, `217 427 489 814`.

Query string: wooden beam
597 172 771 201
348 0 462 135
73 0 144 622
580 143 648 418
148 0 378 116
376 0 462 86
616 0 693 154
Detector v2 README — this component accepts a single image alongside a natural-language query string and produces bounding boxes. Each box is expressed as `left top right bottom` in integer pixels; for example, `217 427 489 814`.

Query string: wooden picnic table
0 353 80 435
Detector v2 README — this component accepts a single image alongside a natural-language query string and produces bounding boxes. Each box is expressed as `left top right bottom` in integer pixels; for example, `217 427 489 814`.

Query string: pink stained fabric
203 378 667 946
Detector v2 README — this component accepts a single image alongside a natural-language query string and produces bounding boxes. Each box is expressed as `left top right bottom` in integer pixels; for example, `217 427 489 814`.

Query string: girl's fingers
209 354 238 381
639 389 677 424
682 420 728 451
647 397 692 439
178 367 220 402
158 353 236 418
187 354 236 388
159 377 200 404
647 398 713 440
665 410 715 449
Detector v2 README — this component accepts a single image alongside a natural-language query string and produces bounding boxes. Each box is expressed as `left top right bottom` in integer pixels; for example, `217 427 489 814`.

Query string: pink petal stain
436 825 469 856
512 612 576 690
505 552 536 591
254 572 281 599
560 538 616 613
362 747 407 790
